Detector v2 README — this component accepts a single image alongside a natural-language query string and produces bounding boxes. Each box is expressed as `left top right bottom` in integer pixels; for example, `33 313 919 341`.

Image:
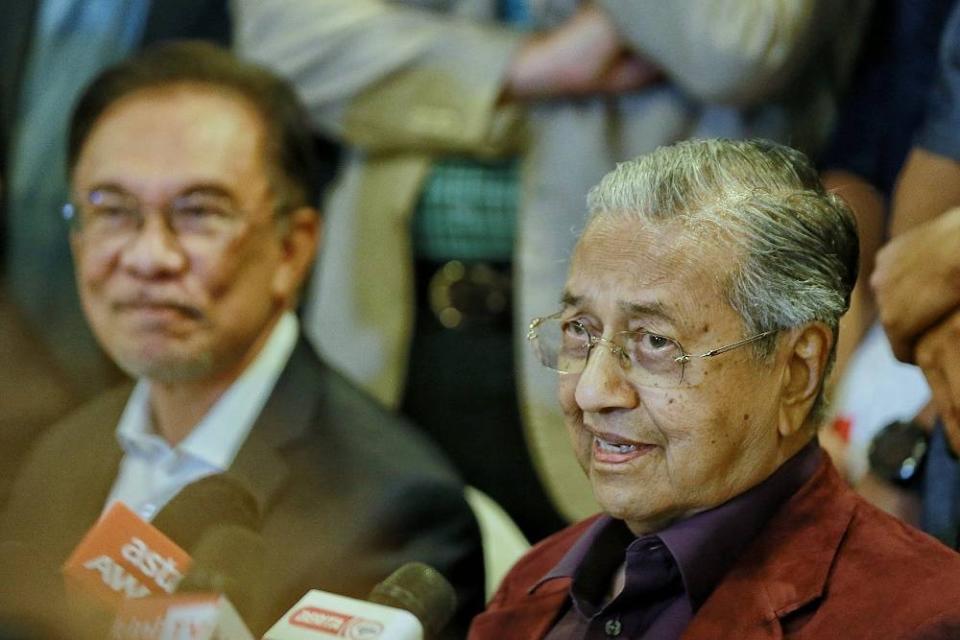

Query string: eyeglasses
63 188 253 247
527 312 777 389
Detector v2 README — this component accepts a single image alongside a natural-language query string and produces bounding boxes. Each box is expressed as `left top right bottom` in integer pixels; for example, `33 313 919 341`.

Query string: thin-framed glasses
527 312 777 389
62 188 251 247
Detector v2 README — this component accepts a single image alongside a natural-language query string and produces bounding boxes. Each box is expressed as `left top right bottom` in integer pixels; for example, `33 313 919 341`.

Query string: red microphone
62 502 193 610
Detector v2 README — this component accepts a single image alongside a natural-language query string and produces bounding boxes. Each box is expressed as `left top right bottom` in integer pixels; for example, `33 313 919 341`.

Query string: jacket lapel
681 460 857 640
158 338 322 525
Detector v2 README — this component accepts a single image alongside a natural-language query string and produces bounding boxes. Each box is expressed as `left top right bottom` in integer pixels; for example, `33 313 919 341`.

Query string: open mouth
591 432 654 464
595 437 638 454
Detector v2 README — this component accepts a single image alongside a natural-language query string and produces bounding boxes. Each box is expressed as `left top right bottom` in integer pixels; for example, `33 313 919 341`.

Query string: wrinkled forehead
572 215 729 280
565 215 736 329
71 86 271 196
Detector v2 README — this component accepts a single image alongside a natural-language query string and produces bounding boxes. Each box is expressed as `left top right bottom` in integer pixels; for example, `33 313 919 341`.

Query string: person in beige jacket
234 0 871 537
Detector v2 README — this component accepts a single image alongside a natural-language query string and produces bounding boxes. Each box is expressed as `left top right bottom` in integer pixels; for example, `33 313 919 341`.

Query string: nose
117 212 187 278
574 340 639 412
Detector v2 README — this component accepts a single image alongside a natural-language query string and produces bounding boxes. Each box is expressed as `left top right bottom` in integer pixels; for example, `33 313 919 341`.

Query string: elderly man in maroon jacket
469 138 960 640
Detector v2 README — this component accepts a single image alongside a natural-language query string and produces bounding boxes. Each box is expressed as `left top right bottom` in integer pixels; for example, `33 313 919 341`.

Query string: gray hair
586 138 859 423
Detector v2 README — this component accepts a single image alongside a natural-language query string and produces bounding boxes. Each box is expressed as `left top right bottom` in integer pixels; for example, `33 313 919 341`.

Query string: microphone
151 475 260 553
109 526 265 640
369 563 458 640
178 525 267 624
46 477 260 638
111 593 254 640
62 502 193 609
263 562 458 640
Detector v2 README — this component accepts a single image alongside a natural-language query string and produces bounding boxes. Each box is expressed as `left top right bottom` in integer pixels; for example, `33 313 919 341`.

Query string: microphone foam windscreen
151 474 260 552
368 562 457 640
177 525 266 623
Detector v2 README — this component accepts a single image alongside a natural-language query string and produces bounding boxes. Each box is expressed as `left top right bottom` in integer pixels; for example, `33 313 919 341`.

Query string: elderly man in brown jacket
469 139 960 639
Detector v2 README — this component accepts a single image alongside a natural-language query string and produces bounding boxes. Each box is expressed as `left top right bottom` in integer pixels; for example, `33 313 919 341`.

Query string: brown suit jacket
469 456 960 640
0 338 484 637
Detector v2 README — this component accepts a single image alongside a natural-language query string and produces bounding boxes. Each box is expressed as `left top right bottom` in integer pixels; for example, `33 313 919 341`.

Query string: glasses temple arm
696 329 778 358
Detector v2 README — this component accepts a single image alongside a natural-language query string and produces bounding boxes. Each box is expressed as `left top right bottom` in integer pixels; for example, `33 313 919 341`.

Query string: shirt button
604 618 622 637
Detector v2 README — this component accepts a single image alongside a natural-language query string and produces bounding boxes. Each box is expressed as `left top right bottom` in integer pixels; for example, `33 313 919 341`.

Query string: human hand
871 206 960 361
915 311 960 456
504 5 661 100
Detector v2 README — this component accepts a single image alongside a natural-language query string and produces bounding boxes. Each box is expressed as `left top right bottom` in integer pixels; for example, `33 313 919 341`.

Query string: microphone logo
63 502 192 609
81 555 152 599
290 607 385 639
120 536 185 594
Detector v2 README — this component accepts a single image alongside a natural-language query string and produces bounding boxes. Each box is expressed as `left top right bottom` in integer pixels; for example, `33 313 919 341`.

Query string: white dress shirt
104 312 299 521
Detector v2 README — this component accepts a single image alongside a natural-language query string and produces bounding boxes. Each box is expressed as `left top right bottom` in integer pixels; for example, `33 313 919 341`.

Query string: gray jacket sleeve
595 0 869 105
232 0 525 155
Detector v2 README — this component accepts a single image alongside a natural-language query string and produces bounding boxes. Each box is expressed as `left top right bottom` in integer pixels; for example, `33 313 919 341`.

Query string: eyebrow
178 184 237 201
619 301 676 323
82 182 130 198
560 291 580 307
561 292 674 319
82 182 238 204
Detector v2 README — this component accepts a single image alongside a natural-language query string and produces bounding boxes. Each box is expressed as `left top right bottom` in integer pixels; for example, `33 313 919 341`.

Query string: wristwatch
867 419 930 488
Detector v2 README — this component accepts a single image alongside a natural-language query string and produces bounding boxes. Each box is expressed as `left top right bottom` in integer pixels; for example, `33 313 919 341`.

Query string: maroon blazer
470 457 960 639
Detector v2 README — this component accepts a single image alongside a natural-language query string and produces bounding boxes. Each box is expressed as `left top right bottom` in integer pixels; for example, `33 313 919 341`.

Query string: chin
590 473 674 528
591 478 639 517
112 348 215 383
599 500 654 531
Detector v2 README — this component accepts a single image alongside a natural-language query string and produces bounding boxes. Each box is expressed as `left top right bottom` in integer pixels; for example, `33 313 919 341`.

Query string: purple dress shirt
538 442 823 639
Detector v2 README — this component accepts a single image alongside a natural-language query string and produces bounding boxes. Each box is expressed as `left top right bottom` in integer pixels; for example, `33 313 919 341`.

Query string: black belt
414 260 512 330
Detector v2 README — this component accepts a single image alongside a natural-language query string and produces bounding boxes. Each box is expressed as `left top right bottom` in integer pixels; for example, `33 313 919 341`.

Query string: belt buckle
428 261 510 329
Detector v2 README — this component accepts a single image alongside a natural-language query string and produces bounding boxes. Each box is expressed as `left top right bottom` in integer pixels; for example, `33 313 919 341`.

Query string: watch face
869 420 930 485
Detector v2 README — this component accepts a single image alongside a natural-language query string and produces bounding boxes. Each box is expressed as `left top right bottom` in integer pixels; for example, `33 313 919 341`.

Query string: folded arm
595 0 857 104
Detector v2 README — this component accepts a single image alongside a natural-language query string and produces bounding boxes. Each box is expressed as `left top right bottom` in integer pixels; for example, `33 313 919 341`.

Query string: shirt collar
115 312 300 471
532 440 823 609
658 440 822 608
534 515 620 591
115 379 158 457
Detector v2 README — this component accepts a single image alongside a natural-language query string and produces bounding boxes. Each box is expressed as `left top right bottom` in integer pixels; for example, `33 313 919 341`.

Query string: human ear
777 323 832 437
271 206 321 304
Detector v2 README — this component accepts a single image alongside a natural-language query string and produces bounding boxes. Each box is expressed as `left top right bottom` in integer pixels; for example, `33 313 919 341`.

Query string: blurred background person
816 0 955 482
0 42 485 636
856 0 960 549
0 0 234 504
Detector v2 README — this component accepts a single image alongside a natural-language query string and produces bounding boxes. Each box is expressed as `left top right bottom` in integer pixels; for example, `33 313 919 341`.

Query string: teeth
595 437 637 453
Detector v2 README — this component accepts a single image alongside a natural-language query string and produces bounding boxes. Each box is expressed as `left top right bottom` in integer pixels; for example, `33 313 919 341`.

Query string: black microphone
368 562 458 640
177 525 267 626
151 474 260 552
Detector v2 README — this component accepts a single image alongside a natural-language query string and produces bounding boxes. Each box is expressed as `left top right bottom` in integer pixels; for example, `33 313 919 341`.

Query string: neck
147 312 285 445
148 377 231 446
